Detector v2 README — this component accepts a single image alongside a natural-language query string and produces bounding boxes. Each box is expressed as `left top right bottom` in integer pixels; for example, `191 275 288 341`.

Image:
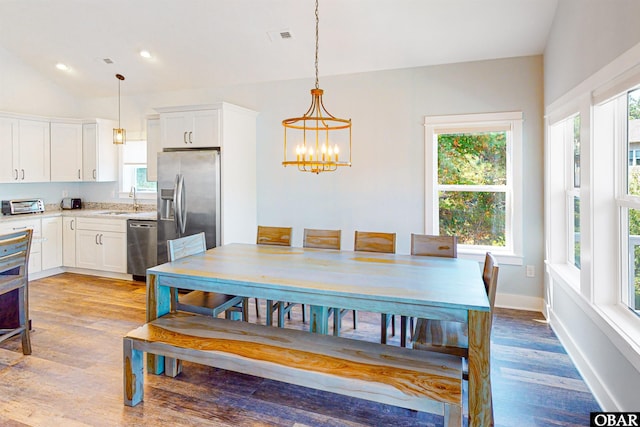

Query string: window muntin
568 114 581 269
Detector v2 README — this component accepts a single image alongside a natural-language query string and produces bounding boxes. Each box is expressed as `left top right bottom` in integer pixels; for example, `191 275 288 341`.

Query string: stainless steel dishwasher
127 219 157 281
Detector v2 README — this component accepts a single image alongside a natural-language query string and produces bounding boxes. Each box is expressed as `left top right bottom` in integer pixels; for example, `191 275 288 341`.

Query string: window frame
424 112 523 265
118 139 157 200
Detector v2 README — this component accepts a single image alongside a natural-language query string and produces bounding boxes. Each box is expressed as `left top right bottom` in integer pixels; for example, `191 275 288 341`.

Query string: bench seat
123 313 463 426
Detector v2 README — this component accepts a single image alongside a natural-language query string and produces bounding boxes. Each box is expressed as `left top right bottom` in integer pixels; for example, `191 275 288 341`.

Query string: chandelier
113 73 126 145
282 0 351 174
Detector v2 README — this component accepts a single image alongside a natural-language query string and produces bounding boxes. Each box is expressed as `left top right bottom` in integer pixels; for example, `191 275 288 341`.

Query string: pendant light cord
314 0 319 90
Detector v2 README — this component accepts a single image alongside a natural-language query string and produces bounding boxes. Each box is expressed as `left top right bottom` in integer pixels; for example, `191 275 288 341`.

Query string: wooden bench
123 314 464 426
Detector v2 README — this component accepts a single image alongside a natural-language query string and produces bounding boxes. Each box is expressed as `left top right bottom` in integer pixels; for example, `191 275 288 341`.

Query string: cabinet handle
93 169 97 179
14 169 18 180
189 131 193 143
78 169 81 179
21 169 25 180
12 226 27 230
95 234 99 245
99 234 103 245
70 219 74 231
183 131 188 144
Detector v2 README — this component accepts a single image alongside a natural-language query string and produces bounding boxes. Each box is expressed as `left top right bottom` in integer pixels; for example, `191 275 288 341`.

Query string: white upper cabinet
160 108 219 149
0 116 18 183
1 115 50 183
50 121 83 182
83 119 118 182
17 119 50 182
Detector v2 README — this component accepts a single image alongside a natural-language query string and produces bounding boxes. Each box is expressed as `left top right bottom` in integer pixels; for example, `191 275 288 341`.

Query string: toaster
61 198 82 210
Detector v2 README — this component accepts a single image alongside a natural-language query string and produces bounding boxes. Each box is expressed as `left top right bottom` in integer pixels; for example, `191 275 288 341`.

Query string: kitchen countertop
0 209 156 224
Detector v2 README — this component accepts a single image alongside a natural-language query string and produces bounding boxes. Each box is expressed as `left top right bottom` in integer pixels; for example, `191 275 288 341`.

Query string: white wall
544 0 640 105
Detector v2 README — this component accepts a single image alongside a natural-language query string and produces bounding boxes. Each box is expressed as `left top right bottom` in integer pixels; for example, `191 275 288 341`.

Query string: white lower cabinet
0 217 42 275
75 218 127 273
62 216 76 267
41 216 62 270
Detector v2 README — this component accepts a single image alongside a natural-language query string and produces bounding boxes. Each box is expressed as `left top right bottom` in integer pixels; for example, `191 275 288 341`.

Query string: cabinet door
42 216 62 270
0 117 18 183
161 112 191 148
62 217 76 267
100 231 127 273
18 119 50 182
146 117 160 182
51 122 82 181
82 123 98 181
76 229 101 270
191 109 219 147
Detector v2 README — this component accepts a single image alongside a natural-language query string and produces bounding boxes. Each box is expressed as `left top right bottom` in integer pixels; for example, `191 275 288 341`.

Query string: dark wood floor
0 273 600 426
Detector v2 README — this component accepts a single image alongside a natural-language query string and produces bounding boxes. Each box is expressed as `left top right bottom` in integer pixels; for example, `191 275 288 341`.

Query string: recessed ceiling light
56 63 70 71
139 50 152 59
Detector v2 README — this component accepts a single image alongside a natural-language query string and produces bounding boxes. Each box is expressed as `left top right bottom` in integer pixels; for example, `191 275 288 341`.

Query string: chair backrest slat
303 229 341 250
354 231 396 254
257 226 292 246
167 232 207 261
410 234 457 258
483 252 499 310
0 230 32 276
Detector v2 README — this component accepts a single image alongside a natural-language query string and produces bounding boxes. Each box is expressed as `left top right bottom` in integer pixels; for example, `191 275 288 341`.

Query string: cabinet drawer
76 217 127 233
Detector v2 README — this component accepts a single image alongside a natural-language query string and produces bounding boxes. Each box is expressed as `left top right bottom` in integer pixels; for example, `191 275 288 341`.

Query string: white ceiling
0 0 558 99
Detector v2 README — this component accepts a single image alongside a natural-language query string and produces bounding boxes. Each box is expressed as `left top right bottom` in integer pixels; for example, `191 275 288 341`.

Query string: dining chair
353 230 397 344
412 252 499 379
168 232 246 320
401 233 458 347
302 229 348 335
256 226 300 327
0 229 33 355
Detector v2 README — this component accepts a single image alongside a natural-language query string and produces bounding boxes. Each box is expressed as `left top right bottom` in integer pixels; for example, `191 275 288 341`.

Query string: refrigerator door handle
179 174 187 234
173 174 181 235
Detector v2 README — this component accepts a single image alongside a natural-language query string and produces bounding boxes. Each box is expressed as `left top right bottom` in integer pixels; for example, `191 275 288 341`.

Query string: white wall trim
495 293 544 312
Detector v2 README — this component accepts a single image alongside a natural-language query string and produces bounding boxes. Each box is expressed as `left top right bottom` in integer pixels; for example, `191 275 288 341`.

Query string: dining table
145 242 493 426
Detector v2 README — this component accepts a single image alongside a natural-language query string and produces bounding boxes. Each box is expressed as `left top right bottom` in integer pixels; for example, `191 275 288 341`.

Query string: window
424 112 523 262
624 88 640 314
120 140 156 195
566 114 581 269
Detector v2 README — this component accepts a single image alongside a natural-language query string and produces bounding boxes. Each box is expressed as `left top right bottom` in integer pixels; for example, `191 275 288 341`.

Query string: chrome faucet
129 186 140 212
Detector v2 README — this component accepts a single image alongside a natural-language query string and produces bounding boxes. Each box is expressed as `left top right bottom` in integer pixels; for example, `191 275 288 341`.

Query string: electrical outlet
62 190 68 197
526 265 535 278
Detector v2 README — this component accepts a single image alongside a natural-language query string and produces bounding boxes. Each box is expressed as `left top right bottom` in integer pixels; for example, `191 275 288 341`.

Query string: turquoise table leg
309 305 329 334
146 273 171 375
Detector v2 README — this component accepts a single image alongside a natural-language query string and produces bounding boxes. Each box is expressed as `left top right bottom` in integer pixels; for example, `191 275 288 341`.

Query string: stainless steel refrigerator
157 149 221 265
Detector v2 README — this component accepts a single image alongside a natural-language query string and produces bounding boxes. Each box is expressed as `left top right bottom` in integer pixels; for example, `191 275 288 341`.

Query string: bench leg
123 338 144 406
444 403 463 427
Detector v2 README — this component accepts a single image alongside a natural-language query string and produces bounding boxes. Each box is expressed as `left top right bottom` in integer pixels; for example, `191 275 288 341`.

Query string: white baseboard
495 292 544 312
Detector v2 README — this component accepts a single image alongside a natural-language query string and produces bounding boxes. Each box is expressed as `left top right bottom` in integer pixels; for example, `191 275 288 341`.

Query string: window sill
117 191 156 201
458 249 523 266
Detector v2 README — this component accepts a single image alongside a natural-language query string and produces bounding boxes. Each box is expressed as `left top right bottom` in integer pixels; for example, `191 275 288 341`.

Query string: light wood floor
0 273 600 426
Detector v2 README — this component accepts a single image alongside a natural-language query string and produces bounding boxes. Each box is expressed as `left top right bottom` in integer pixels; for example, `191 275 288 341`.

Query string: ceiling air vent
267 29 294 42
103 58 114 64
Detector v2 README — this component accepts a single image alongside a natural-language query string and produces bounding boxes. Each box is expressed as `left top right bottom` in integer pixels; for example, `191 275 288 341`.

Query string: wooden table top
148 243 490 314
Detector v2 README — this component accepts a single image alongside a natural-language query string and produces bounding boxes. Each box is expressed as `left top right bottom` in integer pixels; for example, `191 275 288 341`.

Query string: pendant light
282 0 351 174
113 73 126 145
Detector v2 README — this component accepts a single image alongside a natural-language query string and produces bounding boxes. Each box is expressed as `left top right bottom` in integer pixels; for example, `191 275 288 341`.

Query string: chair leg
400 315 407 348
19 286 31 355
254 298 260 317
301 304 306 323
380 313 388 344
352 309 357 329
